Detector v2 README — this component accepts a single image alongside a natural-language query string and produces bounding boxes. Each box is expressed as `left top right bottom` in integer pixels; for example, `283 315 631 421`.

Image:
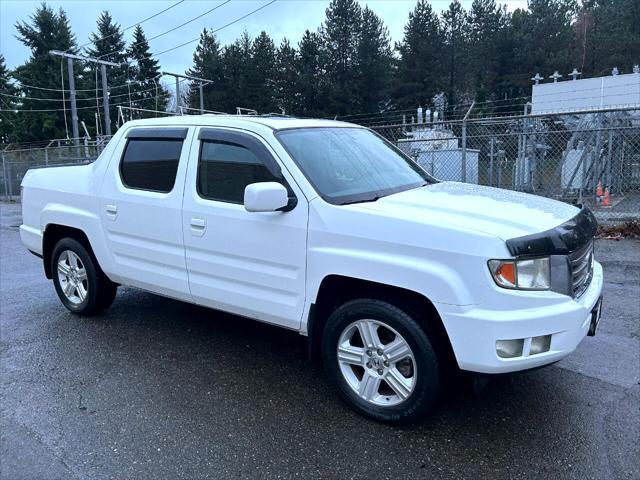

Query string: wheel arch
43 224 100 279
307 274 456 368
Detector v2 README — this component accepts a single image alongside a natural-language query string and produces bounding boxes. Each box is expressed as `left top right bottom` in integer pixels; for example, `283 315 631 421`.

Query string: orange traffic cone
596 179 603 200
602 187 611 207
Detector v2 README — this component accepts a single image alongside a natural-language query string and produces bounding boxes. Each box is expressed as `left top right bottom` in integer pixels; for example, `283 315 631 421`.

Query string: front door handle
190 217 206 236
105 204 118 220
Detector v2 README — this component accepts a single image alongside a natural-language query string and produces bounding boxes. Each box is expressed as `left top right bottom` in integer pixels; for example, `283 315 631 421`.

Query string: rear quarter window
120 138 184 193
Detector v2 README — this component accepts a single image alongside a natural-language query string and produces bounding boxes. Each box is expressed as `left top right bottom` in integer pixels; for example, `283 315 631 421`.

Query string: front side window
276 127 433 205
197 140 282 204
120 139 183 193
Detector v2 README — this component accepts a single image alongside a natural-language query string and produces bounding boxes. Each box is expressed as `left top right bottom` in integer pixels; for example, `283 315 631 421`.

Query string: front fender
307 245 474 306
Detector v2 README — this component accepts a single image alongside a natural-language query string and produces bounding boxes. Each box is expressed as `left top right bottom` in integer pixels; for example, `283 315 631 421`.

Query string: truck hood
354 181 580 241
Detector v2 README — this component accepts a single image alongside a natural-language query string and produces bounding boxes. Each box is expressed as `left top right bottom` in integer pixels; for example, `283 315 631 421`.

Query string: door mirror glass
244 182 290 212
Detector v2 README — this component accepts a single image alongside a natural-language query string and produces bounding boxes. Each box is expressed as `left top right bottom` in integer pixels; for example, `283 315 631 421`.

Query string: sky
1 0 528 82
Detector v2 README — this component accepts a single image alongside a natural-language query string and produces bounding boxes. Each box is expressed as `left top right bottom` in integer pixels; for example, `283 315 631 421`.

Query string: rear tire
51 238 117 316
322 299 441 424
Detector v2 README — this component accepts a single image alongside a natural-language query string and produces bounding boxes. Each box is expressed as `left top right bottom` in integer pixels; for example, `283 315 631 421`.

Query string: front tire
322 299 441 424
51 238 117 316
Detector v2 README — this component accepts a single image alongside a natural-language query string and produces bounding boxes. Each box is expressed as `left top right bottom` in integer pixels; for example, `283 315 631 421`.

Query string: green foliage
0 55 17 143
126 25 168 116
578 0 640 77
467 0 506 105
274 38 299 115
186 28 225 112
85 11 130 132
218 31 253 113
441 0 468 110
393 0 443 109
11 3 88 142
3 0 639 142
249 31 278 113
297 30 325 117
509 0 578 94
321 0 363 115
355 7 393 113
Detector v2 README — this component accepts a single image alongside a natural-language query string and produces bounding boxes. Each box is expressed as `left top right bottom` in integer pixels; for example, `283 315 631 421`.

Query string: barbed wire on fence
2 106 639 215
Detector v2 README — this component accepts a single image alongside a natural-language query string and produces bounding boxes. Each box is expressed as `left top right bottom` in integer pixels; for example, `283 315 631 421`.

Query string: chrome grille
569 240 594 297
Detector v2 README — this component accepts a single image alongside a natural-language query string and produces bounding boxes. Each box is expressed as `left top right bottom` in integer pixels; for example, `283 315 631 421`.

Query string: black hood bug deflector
506 206 598 257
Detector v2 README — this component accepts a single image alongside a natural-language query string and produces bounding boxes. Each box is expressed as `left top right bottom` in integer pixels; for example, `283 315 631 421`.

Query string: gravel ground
1 202 639 480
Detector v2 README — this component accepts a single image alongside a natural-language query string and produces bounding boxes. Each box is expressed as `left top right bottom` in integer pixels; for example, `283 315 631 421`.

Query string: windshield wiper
340 195 382 205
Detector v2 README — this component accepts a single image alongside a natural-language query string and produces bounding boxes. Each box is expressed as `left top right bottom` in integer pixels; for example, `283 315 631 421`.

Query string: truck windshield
275 127 434 205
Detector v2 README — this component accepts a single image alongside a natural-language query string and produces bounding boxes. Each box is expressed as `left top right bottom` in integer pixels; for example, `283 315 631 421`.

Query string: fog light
496 339 524 358
530 335 552 355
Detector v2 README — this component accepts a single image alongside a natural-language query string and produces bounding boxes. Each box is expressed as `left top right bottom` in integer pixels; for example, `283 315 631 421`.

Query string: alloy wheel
337 319 417 406
57 250 88 305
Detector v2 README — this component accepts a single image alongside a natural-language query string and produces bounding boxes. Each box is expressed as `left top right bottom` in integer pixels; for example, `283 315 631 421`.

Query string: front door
100 127 192 301
182 127 307 329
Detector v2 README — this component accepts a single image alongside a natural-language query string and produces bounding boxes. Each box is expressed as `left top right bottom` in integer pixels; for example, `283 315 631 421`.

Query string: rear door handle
190 217 206 236
105 204 118 219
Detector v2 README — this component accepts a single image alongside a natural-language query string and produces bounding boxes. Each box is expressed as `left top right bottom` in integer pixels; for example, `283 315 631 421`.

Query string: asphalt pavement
1 202 639 480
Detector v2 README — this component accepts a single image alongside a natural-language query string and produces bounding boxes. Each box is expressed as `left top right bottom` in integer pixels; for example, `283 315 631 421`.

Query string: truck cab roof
120 115 355 132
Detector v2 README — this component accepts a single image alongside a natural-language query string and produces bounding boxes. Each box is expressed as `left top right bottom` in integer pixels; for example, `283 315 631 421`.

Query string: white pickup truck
20 116 603 423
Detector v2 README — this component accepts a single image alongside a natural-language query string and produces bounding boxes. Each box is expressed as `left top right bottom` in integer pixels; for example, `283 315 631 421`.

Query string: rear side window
198 140 281 203
120 139 183 193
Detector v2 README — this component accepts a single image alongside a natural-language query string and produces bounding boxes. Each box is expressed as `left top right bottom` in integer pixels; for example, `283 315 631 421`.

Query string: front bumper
437 261 603 374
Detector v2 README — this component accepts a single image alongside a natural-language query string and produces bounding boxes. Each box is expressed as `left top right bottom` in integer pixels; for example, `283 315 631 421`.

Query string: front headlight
488 257 550 290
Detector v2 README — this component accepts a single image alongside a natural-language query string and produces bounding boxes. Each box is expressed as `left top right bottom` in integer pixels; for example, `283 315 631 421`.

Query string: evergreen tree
12 4 89 142
219 31 253 113
274 38 299 115
85 11 129 133
394 0 443 109
441 0 469 113
126 25 168 116
0 55 17 143
467 0 507 107
321 0 362 115
297 30 325 117
249 31 277 113
355 7 393 114
508 0 577 95
578 0 640 77
186 29 225 112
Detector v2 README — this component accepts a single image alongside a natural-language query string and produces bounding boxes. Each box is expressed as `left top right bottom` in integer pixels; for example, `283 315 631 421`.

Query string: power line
0 90 174 113
10 75 164 93
95 0 231 60
340 87 640 124
0 82 172 103
75 0 186 53
154 0 278 57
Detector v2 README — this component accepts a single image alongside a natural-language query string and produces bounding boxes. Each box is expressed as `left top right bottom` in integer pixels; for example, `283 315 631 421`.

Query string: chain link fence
1 138 111 201
368 107 640 216
2 107 639 218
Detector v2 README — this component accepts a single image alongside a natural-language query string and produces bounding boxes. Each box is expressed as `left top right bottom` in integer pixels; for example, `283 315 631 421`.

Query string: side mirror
244 182 294 212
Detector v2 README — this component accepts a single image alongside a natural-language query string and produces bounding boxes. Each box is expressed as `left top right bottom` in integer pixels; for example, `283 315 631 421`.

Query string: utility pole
199 83 204 114
461 101 475 184
50 50 120 148
100 65 111 136
66 57 80 156
175 76 180 114
161 71 212 114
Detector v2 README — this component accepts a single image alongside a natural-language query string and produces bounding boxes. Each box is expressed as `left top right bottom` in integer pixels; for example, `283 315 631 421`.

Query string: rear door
182 127 308 330
100 127 193 301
